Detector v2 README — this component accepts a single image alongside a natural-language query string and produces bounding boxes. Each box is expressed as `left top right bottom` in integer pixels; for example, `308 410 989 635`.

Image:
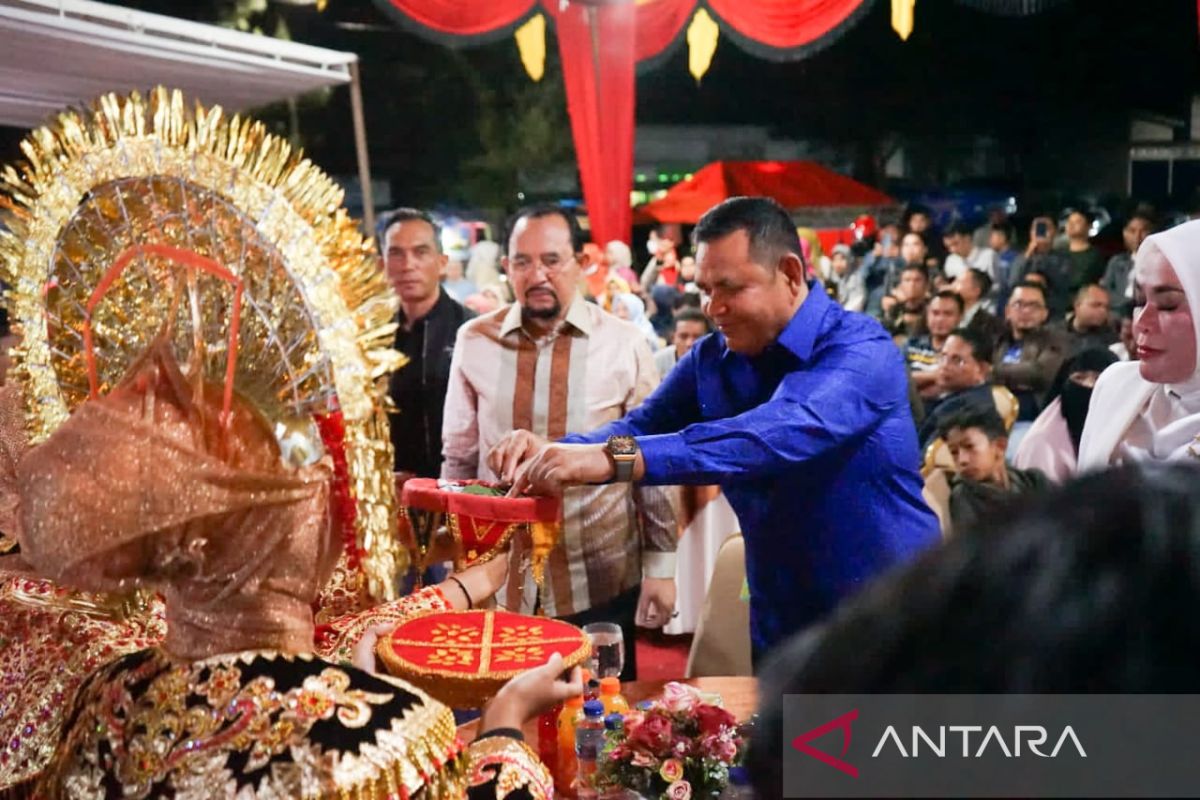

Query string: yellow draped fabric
892 0 916 40
687 8 720 81
515 13 546 82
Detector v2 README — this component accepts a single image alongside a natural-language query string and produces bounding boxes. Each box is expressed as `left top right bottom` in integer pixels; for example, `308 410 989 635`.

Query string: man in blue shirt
490 197 939 661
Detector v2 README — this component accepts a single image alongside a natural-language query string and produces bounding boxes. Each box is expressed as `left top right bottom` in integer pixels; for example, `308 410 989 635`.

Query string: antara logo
871 725 1087 758
791 710 860 778
792 712 1087 778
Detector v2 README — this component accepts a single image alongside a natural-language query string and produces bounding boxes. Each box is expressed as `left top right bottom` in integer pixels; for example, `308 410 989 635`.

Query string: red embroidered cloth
378 609 588 707
400 479 561 570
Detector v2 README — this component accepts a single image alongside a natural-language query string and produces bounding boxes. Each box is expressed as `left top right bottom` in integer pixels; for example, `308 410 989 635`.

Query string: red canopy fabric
557 1 637 248
634 160 894 224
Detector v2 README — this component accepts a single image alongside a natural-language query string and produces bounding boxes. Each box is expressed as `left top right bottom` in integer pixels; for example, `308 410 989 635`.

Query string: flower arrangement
596 682 745 800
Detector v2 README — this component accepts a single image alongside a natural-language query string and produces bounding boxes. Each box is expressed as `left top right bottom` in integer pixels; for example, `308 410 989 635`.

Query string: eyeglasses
508 253 575 275
1010 300 1046 311
937 353 971 367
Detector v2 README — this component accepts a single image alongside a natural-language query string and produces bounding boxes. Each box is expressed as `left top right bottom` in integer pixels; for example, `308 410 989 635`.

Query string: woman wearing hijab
612 292 662 350
1014 348 1118 481
1078 220 1200 470
604 240 640 288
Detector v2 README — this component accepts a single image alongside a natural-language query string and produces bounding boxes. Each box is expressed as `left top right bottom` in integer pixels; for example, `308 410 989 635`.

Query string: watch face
608 435 638 457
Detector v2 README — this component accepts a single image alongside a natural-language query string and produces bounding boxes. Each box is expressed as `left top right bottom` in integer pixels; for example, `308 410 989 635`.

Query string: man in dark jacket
381 208 474 479
992 282 1067 422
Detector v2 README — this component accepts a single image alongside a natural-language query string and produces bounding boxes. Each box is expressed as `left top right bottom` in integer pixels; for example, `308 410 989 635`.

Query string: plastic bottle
584 678 601 702
719 766 753 799
574 700 606 799
536 702 561 784
598 677 629 714
556 695 585 796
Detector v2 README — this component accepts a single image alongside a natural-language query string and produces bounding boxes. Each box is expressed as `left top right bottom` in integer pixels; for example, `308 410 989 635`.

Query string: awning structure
634 160 895 225
375 0 875 246
0 0 378 228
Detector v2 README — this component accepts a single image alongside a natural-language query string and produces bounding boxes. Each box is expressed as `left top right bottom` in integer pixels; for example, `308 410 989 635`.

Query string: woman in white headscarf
1078 220 1200 469
612 292 662 350
466 239 502 289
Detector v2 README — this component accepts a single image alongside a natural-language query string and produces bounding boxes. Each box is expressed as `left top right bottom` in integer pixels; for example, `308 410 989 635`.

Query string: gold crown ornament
0 86 408 602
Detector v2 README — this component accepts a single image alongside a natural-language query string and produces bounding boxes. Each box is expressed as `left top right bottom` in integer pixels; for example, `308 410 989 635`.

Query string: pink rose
659 758 684 783
661 682 701 714
666 780 692 800
631 750 657 768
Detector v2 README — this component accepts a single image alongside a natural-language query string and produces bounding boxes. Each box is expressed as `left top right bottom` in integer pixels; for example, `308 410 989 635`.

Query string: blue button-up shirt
563 283 939 657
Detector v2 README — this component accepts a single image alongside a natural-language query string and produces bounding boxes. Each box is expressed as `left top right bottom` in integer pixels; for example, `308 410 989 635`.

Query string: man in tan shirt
441 205 677 678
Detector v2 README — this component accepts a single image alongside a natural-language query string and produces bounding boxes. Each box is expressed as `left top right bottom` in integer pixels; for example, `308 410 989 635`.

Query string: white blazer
1076 362 1157 473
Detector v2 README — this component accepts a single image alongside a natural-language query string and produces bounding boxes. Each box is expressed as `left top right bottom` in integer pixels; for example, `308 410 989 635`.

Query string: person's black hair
1046 346 1118 406
672 306 711 332
900 263 928 280
1127 210 1156 230
1011 279 1048 303
989 222 1013 241
673 292 702 312
0 307 9 340
692 197 804 273
904 203 932 222
937 402 1007 442
1074 283 1108 304
504 204 587 253
1068 208 1095 224
945 220 973 237
945 326 992 363
964 267 993 298
377 207 441 252
931 289 964 314
749 464 1200 800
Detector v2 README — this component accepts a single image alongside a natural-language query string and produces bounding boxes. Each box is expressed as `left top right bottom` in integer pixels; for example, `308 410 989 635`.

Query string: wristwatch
606 435 640 482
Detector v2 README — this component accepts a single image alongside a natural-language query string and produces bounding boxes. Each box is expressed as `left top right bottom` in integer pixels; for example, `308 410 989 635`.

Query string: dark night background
2 0 1198 219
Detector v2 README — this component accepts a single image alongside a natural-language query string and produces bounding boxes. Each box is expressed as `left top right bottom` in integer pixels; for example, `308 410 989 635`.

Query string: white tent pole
348 59 375 234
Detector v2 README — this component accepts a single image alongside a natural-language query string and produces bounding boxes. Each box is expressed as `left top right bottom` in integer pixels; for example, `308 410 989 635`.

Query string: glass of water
582 622 625 679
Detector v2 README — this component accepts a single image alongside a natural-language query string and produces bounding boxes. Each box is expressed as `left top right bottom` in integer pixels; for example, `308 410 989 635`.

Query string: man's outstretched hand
487 430 550 485
508 443 614 496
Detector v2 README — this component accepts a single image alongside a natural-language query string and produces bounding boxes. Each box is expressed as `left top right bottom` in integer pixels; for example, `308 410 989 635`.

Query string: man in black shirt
381 208 474 479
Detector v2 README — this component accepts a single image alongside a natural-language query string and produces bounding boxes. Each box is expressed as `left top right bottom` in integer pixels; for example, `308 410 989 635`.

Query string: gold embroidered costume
0 88 550 799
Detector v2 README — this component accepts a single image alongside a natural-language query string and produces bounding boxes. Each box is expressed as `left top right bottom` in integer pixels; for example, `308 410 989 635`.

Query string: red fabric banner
374 0 536 40
706 0 870 57
555 0 637 248
633 0 695 65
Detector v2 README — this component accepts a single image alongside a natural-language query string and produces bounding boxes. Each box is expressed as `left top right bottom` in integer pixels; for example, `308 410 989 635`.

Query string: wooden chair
923 468 953 539
991 385 1020 432
921 437 955 478
685 533 752 678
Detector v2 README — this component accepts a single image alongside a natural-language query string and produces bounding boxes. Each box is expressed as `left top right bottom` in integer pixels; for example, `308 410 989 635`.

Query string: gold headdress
0 87 407 601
